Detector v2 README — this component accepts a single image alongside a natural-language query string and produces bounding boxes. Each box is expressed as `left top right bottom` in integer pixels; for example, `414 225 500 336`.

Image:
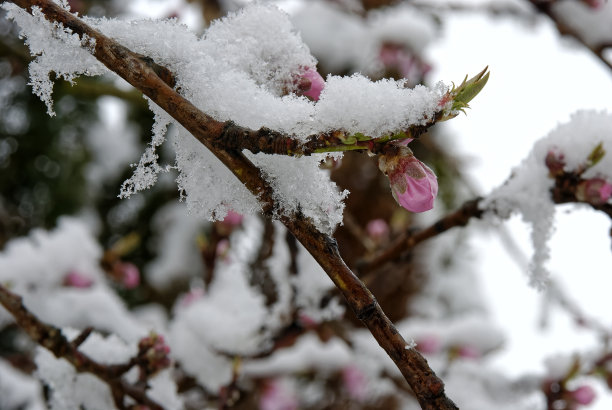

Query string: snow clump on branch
2 3 447 234
484 110 612 289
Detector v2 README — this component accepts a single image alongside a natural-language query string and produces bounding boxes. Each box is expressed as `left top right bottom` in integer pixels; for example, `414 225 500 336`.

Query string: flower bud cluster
137 333 171 375
545 147 612 206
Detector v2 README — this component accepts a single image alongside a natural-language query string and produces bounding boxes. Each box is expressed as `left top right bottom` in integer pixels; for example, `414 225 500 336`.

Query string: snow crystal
2 4 105 116
484 110 612 289
3 2 448 233
553 0 612 47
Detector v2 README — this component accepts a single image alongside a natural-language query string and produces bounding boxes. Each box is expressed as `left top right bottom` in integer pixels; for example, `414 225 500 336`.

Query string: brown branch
359 197 484 273
0 284 164 410
361 168 612 273
527 0 612 73
5 1 459 409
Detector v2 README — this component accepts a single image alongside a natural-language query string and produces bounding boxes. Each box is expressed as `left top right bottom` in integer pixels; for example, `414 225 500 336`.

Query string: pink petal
572 385 596 405
301 68 325 101
392 160 438 213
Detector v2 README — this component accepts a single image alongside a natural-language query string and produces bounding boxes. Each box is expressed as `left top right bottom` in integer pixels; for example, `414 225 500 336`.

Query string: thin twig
5 1 459 408
358 197 484 273
0 284 164 410
527 0 612 73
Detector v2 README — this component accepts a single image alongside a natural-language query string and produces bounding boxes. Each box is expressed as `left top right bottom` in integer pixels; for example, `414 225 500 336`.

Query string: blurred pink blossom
576 177 612 205
297 312 318 328
216 239 230 259
582 0 604 9
63 271 93 288
117 262 140 289
379 43 431 83
545 147 566 177
259 379 298 410
457 345 480 359
416 335 441 354
366 219 389 241
179 288 205 308
379 147 438 212
138 333 171 374
571 385 596 405
221 210 244 227
342 365 368 401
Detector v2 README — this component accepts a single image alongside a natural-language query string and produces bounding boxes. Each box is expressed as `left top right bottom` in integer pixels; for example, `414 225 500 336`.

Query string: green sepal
587 142 605 167
441 66 489 121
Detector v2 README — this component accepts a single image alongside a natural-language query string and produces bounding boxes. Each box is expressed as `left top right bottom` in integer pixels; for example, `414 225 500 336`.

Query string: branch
358 197 484 273
5 1 459 408
361 168 612 272
0 284 164 410
527 0 612 73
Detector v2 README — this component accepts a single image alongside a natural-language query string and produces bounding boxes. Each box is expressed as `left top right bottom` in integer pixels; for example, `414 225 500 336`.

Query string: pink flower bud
221 210 243 227
297 312 318 328
457 345 480 359
259 379 298 410
179 288 205 307
571 385 596 405
545 148 566 177
63 271 93 288
342 365 368 401
298 67 325 101
117 262 140 289
582 0 604 9
576 177 612 205
378 146 438 212
138 333 171 375
216 239 230 258
366 219 389 241
415 335 441 354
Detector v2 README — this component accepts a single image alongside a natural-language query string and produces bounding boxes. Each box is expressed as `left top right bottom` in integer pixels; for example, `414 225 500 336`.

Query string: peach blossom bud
378 146 438 212
342 365 367 401
299 68 325 101
571 385 596 405
457 345 480 359
117 262 140 289
366 219 389 241
221 210 243 227
138 333 171 374
416 335 441 354
545 148 565 177
576 178 612 205
63 271 93 288
259 379 298 410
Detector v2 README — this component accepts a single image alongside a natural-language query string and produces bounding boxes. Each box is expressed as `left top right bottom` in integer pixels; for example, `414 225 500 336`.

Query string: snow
0 217 148 341
145 202 207 290
242 333 353 376
3 2 448 233
35 329 182 410
553 0 612 47
0 359 45 410
484 110 612 289
291 1 438 75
